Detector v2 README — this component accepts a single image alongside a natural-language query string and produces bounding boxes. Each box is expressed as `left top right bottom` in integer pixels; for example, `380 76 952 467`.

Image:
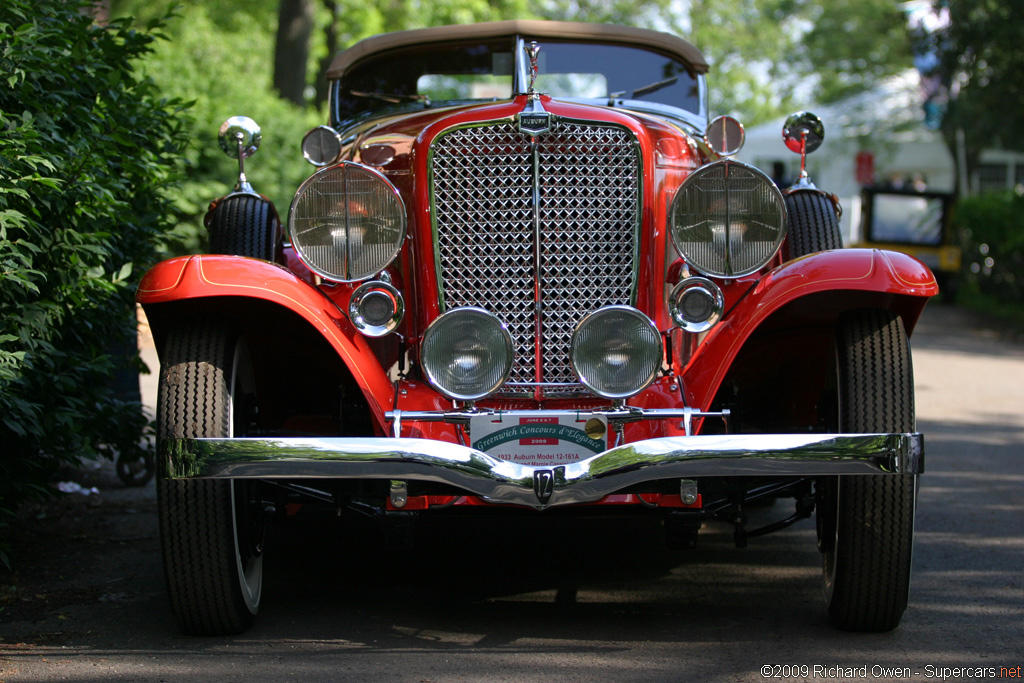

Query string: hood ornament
527 41 540 97
519 41 551 135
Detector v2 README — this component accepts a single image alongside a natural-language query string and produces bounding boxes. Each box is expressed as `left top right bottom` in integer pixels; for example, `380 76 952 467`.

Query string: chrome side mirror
218 116 262 159
782 111 824 188
217 116 261 194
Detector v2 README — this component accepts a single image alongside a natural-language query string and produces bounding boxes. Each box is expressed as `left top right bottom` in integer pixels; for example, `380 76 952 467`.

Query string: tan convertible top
325 20 708 79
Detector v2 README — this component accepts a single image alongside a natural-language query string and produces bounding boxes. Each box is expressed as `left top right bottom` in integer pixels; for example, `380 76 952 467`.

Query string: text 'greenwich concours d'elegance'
137 21 936 636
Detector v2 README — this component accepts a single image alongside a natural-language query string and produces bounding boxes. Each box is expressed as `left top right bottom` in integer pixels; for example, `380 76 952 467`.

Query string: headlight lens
289 161 405 282
421 308 513 402
570 306 662 399
670 160 786 277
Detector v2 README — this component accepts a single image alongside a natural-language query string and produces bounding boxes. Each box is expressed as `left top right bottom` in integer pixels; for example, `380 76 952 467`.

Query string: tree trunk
315 0 339 108
274 0 315 106
80 0 110 25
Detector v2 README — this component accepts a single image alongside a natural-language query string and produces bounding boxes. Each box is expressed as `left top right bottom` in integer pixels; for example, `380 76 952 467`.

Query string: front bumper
162 432 923 510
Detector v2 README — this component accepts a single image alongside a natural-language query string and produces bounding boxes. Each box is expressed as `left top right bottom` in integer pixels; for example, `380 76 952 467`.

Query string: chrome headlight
670 160 786 278
570 306 663 400
421 308 514 402
289 161 406 282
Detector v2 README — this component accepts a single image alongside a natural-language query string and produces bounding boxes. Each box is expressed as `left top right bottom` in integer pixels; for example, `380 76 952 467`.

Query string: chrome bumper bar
161 432 923 510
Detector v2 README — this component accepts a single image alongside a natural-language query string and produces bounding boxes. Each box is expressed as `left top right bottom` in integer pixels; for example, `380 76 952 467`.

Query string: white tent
737 70 955 243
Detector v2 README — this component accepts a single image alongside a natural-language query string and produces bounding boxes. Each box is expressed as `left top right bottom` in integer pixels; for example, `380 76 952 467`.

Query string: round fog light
349 281 403 337
570 306 663 399
421 308 513 402
669 277 724 333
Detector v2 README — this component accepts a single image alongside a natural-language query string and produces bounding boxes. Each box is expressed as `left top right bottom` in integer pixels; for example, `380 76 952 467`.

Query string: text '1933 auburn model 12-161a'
137 20 936 636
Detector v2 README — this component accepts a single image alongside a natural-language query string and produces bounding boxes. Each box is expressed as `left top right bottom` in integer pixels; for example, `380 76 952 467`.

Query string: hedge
0 1 189 566
954 189 1024 305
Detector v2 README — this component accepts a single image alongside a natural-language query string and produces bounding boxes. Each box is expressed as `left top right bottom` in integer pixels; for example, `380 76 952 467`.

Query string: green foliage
0 0 189 565
125 4 323 254
674 0 914 123
798 0 913 104
124 0 924 145
110 0 696 253
954 190 1024 305
928 0 1024 177
678 0 804 122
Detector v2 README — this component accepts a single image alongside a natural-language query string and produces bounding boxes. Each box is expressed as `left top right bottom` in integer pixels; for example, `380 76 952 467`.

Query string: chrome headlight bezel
668 277 724 333
349 280 404 337
288 161 406 283
420 307 514 402
301 125 343 167
570 306 663 400
670 159 787 278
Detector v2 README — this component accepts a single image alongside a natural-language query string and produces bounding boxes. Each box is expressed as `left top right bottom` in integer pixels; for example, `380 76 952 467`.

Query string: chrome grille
431 118 640 392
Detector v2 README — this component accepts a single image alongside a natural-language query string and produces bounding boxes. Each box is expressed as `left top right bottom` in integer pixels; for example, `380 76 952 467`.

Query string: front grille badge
518 98 551 135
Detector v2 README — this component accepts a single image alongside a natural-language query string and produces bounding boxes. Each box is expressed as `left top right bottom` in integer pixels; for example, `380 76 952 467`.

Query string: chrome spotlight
349 281 404 337
669 277 724 333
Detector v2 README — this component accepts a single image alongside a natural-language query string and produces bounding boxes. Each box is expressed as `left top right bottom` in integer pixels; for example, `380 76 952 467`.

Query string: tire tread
157 318 255 636
786 191 843 258
207 194 276 260
828 309 916 632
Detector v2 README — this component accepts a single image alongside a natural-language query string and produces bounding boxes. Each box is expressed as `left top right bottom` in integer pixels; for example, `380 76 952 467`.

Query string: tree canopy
931 0 1024 163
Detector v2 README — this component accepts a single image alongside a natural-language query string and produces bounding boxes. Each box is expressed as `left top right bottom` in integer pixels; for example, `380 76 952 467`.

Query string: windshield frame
330 31 708 133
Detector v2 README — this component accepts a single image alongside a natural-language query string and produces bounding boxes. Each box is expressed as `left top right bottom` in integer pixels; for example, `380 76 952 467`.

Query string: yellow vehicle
857 187 961 299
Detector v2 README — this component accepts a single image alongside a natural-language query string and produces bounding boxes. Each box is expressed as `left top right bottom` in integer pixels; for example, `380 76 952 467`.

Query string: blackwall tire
785 190 842 258
206 193 277 260
821 309 916 632
156 317 264 636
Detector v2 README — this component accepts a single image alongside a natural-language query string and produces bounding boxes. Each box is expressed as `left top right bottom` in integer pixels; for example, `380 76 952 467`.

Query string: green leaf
114 262 134 282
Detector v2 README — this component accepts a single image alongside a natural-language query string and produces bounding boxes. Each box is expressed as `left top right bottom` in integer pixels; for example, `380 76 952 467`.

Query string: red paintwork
682 248 938 411
137 254 394 425
139 97 938 460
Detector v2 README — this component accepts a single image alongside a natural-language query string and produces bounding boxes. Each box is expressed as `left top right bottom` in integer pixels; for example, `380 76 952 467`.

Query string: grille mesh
431 118 639 391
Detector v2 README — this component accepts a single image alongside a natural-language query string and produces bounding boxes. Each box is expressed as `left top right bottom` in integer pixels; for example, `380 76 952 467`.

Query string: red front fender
137 255 394 424
683 248 938 410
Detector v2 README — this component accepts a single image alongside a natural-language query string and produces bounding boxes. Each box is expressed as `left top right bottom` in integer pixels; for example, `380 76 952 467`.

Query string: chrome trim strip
385 406 728 427
162 433 924 511
531 136 544 394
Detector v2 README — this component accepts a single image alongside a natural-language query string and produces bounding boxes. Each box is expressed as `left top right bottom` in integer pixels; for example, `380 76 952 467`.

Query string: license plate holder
469 413 608 466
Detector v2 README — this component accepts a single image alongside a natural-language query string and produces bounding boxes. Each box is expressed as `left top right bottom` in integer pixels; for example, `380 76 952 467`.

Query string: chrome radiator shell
429 116 642 393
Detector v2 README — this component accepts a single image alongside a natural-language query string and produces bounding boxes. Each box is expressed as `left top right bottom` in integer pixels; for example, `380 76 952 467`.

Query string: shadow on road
2 303 1021 681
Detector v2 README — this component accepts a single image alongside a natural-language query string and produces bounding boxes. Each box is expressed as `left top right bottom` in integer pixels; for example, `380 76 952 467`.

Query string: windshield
333 37 703 126
867 192 948 246
533 42 700 111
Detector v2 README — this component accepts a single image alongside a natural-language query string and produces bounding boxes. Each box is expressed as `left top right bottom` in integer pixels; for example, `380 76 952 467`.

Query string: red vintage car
138 20 935 636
